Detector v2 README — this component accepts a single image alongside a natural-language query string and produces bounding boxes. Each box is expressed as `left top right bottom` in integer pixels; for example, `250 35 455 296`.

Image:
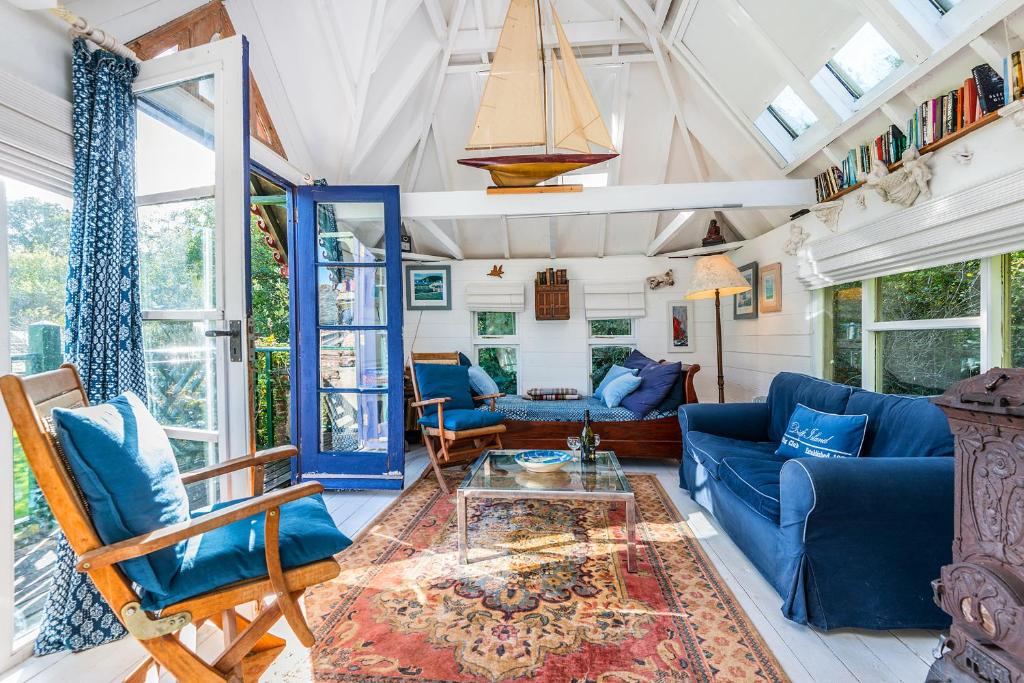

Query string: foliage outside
590 319 632 336
591 345 633 388
478 347 518 394
829 282 862 387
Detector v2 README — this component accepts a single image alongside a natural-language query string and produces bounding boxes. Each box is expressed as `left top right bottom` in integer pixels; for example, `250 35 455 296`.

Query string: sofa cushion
602 373 642 408
415 363 475 415
419 408 505 431
52 393 190 596
767 372 855 443
845 392 953 458
719 456 785 524
776 404 868 459
621 361 681 417
594 364 637 400
141 493 351 610
685 431 781 480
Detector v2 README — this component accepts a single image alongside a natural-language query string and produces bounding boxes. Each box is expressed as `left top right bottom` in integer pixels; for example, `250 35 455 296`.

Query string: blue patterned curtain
36 37 145 655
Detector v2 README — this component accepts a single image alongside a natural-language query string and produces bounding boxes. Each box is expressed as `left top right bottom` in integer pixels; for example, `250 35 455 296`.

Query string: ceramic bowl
514 449 573 473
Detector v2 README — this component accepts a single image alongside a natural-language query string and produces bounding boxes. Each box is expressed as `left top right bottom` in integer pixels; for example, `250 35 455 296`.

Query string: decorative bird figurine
488 264 504 278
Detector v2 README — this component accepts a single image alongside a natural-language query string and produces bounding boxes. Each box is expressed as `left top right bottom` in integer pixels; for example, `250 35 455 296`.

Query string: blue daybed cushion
51 392 190 595
719 457 785 524
845 392 954 458
468 365 500 396
419 408 505 431
621 361 681 417
776 404 868 459
594 364 637 400
602 373 642 408
414 363 475 414
622 349 656 371
767 372 855 443
141 493 351 610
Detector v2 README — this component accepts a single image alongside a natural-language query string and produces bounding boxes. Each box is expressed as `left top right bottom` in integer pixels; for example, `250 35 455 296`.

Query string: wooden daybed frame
501 363 700 460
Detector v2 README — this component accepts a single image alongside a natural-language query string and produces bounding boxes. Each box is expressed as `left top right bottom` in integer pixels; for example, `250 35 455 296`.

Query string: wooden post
714 289 724 404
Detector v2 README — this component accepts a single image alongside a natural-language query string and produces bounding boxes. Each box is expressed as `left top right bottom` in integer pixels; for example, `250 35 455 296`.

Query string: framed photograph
667 301 696 353
733 262 758 320
759 262 782 313
405 265 451 310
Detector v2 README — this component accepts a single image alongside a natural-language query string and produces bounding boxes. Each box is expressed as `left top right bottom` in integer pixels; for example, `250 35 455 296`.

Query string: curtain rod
48 6 139 62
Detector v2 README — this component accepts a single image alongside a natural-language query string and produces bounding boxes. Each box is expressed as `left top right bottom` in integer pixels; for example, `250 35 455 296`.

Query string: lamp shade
685 254 752 300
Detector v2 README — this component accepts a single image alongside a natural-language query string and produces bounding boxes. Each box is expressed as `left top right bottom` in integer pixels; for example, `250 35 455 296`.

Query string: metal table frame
455 450 637 572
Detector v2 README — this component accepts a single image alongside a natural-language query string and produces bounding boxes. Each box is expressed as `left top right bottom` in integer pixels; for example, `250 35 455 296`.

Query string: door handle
204 320 243 362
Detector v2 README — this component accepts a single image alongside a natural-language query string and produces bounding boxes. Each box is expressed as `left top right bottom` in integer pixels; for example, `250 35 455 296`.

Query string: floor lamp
685 254 752 403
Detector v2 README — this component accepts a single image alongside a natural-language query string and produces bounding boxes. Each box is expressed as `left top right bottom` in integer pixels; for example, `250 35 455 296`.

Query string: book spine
1014 51 1023 102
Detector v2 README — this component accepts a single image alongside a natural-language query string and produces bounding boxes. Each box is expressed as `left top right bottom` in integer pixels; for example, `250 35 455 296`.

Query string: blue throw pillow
594 364 637 400
602 373 642 408
621 361 682 417
468 365 500 396
776 403 868 459
51 392 190 596
622 349 656 372
414 363 475 415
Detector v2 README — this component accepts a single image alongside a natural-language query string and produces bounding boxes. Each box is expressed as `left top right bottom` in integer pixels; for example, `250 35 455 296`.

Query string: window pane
478 347 518 394
320 393 388 452
829 24 904 96
320 330 387 389
591 345 633 388
12 432 58 641
829 282 862 387
476 311 516 336
143 320 217 429
768 86 817 137
1012 252 1024 367
170 439 219 508
589 319 632 336
136 75 215 196
318 266 386 326
317 202 385 263
880 328 981 395
138 198 216 310
878 260 981 321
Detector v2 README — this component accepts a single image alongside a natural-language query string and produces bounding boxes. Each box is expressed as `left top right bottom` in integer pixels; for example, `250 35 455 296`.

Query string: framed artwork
405 265 451 310
759 262 782 313
667 301 696 353
733 262 758 320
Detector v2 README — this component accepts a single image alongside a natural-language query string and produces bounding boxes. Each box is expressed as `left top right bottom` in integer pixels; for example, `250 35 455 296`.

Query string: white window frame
472 311 520 395
587 319 637 393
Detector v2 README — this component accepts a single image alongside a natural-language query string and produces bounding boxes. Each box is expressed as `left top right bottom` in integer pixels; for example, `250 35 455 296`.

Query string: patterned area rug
306 473 788 682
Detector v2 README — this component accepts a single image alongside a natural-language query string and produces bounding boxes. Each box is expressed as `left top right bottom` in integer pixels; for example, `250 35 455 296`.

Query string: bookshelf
817 110 1001 203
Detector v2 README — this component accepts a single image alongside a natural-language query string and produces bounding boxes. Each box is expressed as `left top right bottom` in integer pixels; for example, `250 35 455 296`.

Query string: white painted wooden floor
1 449 942 683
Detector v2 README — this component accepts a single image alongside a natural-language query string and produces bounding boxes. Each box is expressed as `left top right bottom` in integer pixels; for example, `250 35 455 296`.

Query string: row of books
813 62 1012 202
536 268 567 286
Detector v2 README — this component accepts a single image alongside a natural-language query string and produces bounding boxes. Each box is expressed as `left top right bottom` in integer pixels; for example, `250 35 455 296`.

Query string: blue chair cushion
776 404 868 459
414 363 475 415
594 364 637 400
140 493 350 611
719 456 785 524
767 372 855 443
418 408 506 431
602 373 642 408
685 431 781 480
845 392 953 458
52 392 190 596
621 361 681 417
467 365 500 396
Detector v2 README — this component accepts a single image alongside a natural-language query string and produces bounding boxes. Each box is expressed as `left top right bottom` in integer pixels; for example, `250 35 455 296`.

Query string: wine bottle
580 410 595 463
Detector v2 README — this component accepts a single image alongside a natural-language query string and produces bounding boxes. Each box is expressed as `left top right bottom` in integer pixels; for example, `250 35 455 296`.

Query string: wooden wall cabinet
535 283 569 320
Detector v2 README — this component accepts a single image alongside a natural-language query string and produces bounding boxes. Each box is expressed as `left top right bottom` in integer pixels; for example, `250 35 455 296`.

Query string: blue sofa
679 372 954 630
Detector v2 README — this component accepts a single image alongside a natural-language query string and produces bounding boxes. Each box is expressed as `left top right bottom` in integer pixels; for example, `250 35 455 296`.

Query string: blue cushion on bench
594 364 637 400
141 493 350 610
685 431 781 479
621 361 681 417
52 392 190 596
719 457 785 524
419 408 505 431
415 363 475 415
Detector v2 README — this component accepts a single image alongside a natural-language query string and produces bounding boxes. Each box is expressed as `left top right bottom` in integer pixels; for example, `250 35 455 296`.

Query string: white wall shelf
664 240 748 259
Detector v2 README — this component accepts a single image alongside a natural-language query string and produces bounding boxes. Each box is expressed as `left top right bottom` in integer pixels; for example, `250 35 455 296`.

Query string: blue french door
294 186 404 489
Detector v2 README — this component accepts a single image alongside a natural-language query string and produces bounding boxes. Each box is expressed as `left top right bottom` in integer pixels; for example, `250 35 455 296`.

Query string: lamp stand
714 289 725 403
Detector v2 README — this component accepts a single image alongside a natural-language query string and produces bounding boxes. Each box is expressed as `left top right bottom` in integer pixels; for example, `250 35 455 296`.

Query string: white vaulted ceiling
58 0 1024 259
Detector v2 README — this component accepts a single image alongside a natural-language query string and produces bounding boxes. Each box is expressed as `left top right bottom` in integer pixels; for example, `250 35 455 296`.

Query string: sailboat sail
466 0 546 150
550 3 615 152
552 58 589 153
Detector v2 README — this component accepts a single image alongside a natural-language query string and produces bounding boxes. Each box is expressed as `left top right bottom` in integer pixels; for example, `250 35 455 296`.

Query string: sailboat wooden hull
457 153 618 188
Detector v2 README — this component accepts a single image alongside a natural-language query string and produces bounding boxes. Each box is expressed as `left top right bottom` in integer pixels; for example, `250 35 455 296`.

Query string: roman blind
0 71 73 194
464 281 525 311
583 282 645 319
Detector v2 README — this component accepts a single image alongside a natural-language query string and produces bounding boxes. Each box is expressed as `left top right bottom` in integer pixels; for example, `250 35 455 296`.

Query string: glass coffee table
456 449 637 572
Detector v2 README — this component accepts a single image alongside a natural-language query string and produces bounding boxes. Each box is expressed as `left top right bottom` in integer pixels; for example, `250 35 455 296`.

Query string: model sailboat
457 0 618 189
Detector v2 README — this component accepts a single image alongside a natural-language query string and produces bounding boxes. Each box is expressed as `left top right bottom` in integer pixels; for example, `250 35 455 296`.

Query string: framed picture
405 265 451 310
759 262 782 313
667 301 696 353
733 262 758 320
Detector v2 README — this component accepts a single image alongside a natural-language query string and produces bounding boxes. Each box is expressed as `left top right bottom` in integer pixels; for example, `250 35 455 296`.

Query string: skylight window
927 0 961 14
766 87 818 139
827 24 904 98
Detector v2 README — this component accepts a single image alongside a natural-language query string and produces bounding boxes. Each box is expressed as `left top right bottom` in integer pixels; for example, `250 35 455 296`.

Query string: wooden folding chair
408 352 505 494
0 364 341 682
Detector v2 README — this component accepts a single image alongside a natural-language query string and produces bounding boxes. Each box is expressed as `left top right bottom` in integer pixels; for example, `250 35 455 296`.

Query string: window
826 24 903 98
589 318 636 390
2 175 71 643
1011 251 1024 367
927 0 961 15
475 311 516 337
590 318 633 337
766 86 818 139
474 312 518 394
825 281 863 387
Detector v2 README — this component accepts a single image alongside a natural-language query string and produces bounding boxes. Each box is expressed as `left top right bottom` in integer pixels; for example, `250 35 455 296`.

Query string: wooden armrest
180 445 297 485
475 393 505 400
410 397 450 408
76 482 324 571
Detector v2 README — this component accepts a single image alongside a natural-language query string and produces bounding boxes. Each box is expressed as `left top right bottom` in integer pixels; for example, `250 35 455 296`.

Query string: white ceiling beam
452 20 641 55
423 0 446 41
548 217 557 259
654 0 672 30
415 218 464 259
447 51 653 73
402 179 816 220
969 35 1008 73
373 113 427 182
471 0 490 64
856 1 938 63
669 0 699 44
339 0 387 180
500 215 511 259
646 210 699 256
376 0 425 67
649 26 708 181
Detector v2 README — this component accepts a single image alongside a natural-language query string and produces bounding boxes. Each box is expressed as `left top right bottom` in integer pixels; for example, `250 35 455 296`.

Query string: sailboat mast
536 0 550 155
